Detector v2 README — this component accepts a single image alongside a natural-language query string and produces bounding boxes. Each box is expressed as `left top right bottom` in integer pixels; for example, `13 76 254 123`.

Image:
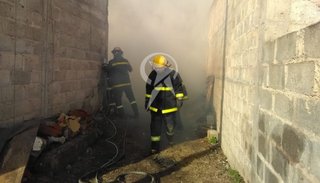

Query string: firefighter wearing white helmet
145 54 188 154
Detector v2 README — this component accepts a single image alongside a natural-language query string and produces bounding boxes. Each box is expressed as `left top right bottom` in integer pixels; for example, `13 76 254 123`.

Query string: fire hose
78 113 157 183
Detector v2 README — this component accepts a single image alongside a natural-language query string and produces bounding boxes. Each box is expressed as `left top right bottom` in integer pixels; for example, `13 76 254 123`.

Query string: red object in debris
68 109 92 131
39 123 62 137
68 109 90 119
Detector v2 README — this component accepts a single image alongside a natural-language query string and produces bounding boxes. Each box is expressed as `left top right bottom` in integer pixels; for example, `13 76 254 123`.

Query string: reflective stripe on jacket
145 68 187 114
107 56 132 87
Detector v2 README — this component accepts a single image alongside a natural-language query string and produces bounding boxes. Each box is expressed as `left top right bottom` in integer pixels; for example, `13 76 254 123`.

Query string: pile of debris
24 109 102 182
33 109 92 153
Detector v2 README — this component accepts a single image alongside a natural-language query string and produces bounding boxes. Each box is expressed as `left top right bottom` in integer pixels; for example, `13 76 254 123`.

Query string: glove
177 100 183 108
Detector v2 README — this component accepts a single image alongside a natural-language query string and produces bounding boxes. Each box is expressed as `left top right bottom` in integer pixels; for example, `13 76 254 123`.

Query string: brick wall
208 0 320 182
0 0 108 124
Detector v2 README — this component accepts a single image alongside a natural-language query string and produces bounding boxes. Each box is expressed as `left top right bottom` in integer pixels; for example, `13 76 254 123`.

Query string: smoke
108 0 213 130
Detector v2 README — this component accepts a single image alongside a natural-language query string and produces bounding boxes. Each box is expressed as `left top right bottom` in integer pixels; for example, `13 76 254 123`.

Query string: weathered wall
0 0 108 124
207 0 226 135
208 0 320 182
258 21 320 183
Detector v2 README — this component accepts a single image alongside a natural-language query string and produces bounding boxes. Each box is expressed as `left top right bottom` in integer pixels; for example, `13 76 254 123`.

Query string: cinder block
1 104 14 120
49 82 61 93
53 71 66 81
16 2 28 23
16 22 26 39
30 98 41 110
33 41 44 55
265 165 280 183
304 23 320 58
52 93 65 105
258 112 266 133
15 100 31 116
12 70 31 85
258 132 268 160
69 101 82 110
65 70 77 80
55 58 70 70
24 55 41 71
31 71 41 83
295 98 320 135
77 71 84 79
261 66 268 87
0 34 15 51
16 39 35 54
0 52 14 70
260 89 272 110
65 91 77 103
14 85 26 100
27 0 43 13
0 1 15 19
263 41 275 63
276 32 297 62
66 48 86 60
26 84 41 99
269 64 284 89
1 86 14 102
59 34 75 48
274 93 293 120
256 155 264 179
307 139 320 181
80 80 90 89
267 115 283 145
0 17 15 36
281 125 305 163
60 81 75 93
286 62 315 95
0 70 11 85
25 26 42 42
271 145 289 181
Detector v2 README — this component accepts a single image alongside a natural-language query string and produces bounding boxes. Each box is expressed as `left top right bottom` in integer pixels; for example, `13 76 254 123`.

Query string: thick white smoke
108 0 213 127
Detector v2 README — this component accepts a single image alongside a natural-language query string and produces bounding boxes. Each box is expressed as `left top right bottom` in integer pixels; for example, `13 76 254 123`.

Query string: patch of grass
208 136 218 144
227 168 244 183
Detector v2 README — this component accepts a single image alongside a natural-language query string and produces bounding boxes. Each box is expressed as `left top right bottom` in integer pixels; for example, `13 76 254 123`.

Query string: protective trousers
112 85 139 117
150 112 176 153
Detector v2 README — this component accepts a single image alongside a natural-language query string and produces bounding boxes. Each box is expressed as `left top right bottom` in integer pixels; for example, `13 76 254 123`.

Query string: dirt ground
25 111 243 183
101 138 232 183
96 112 243 183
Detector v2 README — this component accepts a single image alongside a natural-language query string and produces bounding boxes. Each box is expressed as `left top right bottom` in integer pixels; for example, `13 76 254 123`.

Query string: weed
228 168 244 183
208 136 218 144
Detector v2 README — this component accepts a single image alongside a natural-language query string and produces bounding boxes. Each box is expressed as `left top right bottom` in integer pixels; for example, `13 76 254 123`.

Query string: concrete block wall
258 22 320 183
208 0 320 182
48 0 108 115
0 0 108 124
207 0 227 134
221 0 262 182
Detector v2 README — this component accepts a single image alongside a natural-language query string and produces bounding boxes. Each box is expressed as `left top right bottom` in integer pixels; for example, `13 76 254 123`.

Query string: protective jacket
145 68 188 114
107 56 132 88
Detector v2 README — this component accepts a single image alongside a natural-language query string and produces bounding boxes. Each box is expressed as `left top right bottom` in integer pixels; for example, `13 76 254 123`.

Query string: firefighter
107 47 139 117
145 55 188 154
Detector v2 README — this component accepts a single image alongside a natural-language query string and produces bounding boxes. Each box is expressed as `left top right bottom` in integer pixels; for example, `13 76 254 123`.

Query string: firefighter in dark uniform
145 55 188 154
107 47 139 117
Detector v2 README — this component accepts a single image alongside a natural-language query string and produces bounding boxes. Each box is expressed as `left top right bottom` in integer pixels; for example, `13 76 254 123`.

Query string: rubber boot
167 134 174 146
